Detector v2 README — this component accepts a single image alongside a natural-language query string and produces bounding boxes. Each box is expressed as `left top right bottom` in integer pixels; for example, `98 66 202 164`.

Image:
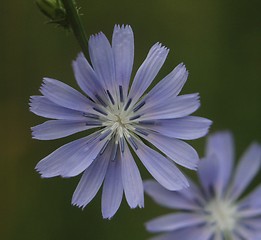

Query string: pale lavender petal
102 152 123 219
31 120 96 140
143 132 199 170
121 140 144 208
142 63 188 108
131 138 189 191
238 185 261 218
205 131 235 196
238 208 261 219
88 32 116 96
238 219 261 240
178 178 206 205
229 143 261 200
29 96 87 120
72 141 112 208
128 43 169 106
72 53 105 101
61 136 108 178
146 213 206 232
198 155 219 197
149 224 213 240
36 132 107 178
112 25 134 100
40 78 94 112
143 116 212 140
138 93 200 121
36 135 92 177
234 223 261 240
231 233 243 240
234 228 250 240
239 218 261 232
144 180 201 210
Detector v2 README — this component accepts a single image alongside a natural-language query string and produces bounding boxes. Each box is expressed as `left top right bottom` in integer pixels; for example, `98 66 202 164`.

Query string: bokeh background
1 0 261 239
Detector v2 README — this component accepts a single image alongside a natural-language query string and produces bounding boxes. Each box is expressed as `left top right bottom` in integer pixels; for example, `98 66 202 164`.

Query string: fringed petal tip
29 95 38 105
71 201 86 210
89 31 105 42
41 77 55 88
72 52 85 68
153 42 170 56
129 200 145 209
113 24 133 32
34 166 49 179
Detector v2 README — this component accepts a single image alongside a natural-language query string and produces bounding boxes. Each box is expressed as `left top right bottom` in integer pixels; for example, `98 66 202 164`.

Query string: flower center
204 198 237 232
115 114 126 127
90 87 148 153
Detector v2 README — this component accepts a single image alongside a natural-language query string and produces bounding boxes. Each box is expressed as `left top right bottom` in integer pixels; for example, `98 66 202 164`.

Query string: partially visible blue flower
30 25 211 219
145 131 261 239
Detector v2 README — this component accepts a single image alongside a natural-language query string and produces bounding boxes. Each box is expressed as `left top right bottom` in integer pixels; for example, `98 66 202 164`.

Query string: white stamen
97 89 145 152
204 198 238 232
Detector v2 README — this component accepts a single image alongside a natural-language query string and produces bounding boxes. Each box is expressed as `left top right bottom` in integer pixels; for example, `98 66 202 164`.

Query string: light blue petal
198 155 219 197
142 63 188 106
238 185 261 218
146 213 206 233
143 116 212 140
71 141 112 208
128 42 169 106
61 135 108 178
138 93 200 121
205 131 234 196
144 180 201 210
228 143 261 200
112 25 134 100
238 207 261 219
151 226 212 240
36 135 92 177
121 140 144 208
178 178 206 205
102 152 123 219
239 218 261 232
88 32 116 96
72 53 106 101
36 132 107 178
131 138 189 191
40 78 94 112
234 223 261 240
143 132 199 170
29 96 87 120
31 120 95 140
236 219 261 240
231 233 242 240
149 224 213 240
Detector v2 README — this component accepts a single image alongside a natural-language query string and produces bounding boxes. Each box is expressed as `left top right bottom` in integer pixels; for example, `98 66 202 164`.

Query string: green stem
61 0 89 59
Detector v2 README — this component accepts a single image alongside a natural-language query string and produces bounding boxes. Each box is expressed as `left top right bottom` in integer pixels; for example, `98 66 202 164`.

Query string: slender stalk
61 0 89 58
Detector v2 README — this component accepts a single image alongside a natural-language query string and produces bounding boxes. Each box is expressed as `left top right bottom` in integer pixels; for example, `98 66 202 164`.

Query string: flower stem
61 0 89 58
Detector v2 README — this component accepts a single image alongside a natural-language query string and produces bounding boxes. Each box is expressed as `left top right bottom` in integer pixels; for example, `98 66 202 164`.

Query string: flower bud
36 0 69 28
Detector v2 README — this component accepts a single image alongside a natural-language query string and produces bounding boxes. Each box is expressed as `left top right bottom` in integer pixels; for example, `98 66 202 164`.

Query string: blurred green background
1 0 261 239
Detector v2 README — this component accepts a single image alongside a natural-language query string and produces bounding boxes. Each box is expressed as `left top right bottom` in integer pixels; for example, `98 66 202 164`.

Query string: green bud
36 0 70 29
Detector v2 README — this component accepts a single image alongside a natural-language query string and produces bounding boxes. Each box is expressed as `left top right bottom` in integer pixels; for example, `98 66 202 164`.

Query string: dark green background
1 0 261 239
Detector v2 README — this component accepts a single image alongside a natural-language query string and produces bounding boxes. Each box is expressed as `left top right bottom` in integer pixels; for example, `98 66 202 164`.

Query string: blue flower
145 131 261 239
30 25 211 219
